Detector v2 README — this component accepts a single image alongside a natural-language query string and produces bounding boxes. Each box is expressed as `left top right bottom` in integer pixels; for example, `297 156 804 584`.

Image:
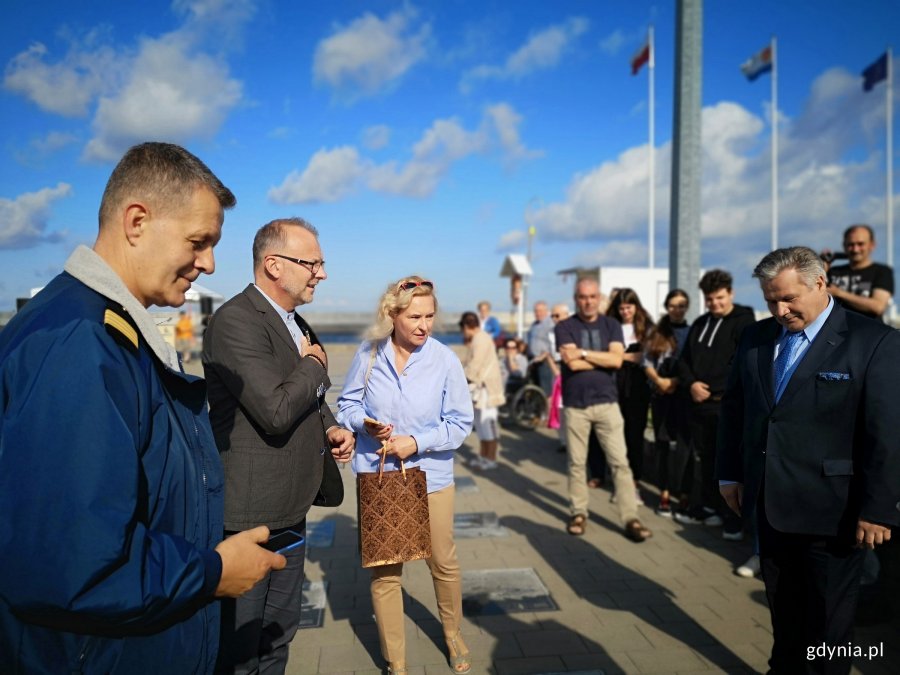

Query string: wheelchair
499 368 549 430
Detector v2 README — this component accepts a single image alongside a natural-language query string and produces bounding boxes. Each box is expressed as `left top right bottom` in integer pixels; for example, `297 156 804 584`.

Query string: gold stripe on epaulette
104 309 138 349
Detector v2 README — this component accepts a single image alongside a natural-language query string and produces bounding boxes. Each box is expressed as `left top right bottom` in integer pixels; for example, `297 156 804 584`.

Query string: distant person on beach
175 309 195 363
337 276 474 675
203 217 354 674
477 300 502 341
0 142 283 674
459 311 505 470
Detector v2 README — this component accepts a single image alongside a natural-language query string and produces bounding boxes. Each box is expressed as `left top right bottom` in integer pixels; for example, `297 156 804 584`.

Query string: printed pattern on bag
358 464 432 568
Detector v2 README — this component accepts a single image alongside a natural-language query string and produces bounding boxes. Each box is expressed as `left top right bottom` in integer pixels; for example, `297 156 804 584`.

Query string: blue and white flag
862 52 888 92
740 45 773 82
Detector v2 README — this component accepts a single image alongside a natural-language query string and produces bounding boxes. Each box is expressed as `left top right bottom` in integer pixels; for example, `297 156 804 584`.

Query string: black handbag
313 445 343 507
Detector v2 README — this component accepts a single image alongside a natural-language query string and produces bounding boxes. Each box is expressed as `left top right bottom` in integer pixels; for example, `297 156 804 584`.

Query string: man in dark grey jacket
203 217 354 674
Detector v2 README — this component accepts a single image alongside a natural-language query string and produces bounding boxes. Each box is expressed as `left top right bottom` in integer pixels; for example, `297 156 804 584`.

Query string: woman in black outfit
606 288 654 505
642 289 692 515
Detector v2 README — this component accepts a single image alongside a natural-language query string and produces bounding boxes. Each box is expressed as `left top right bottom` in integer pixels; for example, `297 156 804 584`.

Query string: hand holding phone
364 416 392 440
261 530 305 554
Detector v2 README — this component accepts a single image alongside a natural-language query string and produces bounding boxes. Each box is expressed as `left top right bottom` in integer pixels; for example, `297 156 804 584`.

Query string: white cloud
598 29 627 56
496 229 526 252
269 146 366 204
512 67 896 282
362 124 391 150
484 103 543 166
3 41 120 117
575 240 648 267
461 17 589 92
271 104 539 203
31 131 79 155
84 34 243 161
0 183 71 249
3 4 251 162
313 6 430 100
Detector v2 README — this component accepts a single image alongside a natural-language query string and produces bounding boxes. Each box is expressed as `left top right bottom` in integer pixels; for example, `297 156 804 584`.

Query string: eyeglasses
398 280 434 292
270 254 325 275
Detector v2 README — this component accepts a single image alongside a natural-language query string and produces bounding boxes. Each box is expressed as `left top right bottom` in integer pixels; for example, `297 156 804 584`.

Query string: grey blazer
203 284 338 531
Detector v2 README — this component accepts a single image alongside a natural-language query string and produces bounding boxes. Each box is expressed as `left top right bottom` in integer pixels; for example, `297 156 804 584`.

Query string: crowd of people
0 140 896 675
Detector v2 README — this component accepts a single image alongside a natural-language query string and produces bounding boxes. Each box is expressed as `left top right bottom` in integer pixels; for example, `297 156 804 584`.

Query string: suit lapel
243 285 300 356
756 319 779 410
775 303 847 407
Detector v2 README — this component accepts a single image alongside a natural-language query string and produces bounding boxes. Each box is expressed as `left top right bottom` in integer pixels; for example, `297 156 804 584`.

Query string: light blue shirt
253 284 303 352
773 296 834 401
337 336 474 494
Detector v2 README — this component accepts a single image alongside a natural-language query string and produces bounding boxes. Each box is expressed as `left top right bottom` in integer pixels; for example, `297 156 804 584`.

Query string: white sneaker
735 554 761 578
480 458 498 470
468 456 485 469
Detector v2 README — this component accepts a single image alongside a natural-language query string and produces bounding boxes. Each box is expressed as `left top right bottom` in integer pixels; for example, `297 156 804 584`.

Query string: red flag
631 38 650 75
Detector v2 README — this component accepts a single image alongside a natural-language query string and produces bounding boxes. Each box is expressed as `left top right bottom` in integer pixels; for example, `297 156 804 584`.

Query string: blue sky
1 0 897 318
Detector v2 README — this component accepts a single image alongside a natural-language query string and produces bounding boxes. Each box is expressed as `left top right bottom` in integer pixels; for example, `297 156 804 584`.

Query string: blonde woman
337 276 474 675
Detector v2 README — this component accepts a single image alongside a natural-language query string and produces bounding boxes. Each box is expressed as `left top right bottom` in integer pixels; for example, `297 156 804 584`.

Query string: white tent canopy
184 283 224 302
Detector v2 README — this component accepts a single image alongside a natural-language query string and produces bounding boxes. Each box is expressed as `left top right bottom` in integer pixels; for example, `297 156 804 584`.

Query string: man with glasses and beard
203 218 354 674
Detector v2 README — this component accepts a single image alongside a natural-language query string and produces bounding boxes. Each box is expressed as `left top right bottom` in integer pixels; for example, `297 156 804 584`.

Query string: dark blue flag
862 52 888 92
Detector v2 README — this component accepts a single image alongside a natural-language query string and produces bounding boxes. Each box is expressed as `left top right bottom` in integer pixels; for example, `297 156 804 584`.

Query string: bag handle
377 442 407 484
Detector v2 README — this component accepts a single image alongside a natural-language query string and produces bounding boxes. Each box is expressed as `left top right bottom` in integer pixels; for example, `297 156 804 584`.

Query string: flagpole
887 46 893 271
648 24 655 269
771 35 778 251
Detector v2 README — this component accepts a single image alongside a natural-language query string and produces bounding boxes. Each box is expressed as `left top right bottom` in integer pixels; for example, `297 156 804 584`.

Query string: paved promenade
191 343 897 674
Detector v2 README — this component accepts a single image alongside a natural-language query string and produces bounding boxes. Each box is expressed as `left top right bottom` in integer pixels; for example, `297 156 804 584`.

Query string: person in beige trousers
459 311 506 470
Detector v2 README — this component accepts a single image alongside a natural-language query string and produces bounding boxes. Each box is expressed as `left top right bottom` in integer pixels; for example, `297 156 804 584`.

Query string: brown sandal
567 514 586 536
625 519 652 542
587 478 603 489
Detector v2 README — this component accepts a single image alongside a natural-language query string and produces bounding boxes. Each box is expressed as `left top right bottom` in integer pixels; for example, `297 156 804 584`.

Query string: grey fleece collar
64 245 181 371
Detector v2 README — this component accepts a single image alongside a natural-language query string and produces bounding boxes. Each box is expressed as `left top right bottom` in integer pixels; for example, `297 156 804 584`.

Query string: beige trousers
565 403 639 525
370 484 461 664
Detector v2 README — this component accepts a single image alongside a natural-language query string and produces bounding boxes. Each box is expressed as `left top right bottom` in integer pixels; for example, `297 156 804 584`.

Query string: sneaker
674 506 716 525
634 489 644 506
479 458 498 470
722 528 745 541
703 513 724 527
468 456 486 469
735 554 761 578
655 499 672 517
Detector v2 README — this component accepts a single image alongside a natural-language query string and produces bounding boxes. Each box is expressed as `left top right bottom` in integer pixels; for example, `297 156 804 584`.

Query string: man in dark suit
717 246 900 674
203 217 354 674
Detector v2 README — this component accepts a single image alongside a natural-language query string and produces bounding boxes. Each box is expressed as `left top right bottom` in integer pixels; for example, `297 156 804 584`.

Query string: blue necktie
773 330 805 398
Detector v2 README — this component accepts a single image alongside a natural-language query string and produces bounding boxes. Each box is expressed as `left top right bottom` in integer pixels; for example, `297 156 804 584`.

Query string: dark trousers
216 522 306 675
617 366 650 482
688 405 739 530
758 507 865 675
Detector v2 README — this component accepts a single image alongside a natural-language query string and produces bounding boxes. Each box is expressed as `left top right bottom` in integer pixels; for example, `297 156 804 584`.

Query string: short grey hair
752 246 826 288
252 217 318 270
99 142 235 228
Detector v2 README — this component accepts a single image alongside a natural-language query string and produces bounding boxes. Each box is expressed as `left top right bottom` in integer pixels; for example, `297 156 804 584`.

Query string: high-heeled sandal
385 662 407 675
446 631 471 674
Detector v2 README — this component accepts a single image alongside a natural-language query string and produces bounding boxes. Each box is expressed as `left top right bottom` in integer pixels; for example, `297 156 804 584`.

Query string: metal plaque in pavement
454 476 479 493
298 580 327 629
454 511 508 539
306 520 336 548
461 568 558 615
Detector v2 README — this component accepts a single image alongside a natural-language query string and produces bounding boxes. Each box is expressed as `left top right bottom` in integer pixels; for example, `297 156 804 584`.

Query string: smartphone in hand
261 530 305 554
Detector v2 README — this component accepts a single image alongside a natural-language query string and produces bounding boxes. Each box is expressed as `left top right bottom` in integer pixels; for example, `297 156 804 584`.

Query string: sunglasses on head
398 280 434 292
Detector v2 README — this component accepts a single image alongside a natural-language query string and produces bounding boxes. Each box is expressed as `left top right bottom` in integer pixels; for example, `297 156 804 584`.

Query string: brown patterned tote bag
357 449 432 568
